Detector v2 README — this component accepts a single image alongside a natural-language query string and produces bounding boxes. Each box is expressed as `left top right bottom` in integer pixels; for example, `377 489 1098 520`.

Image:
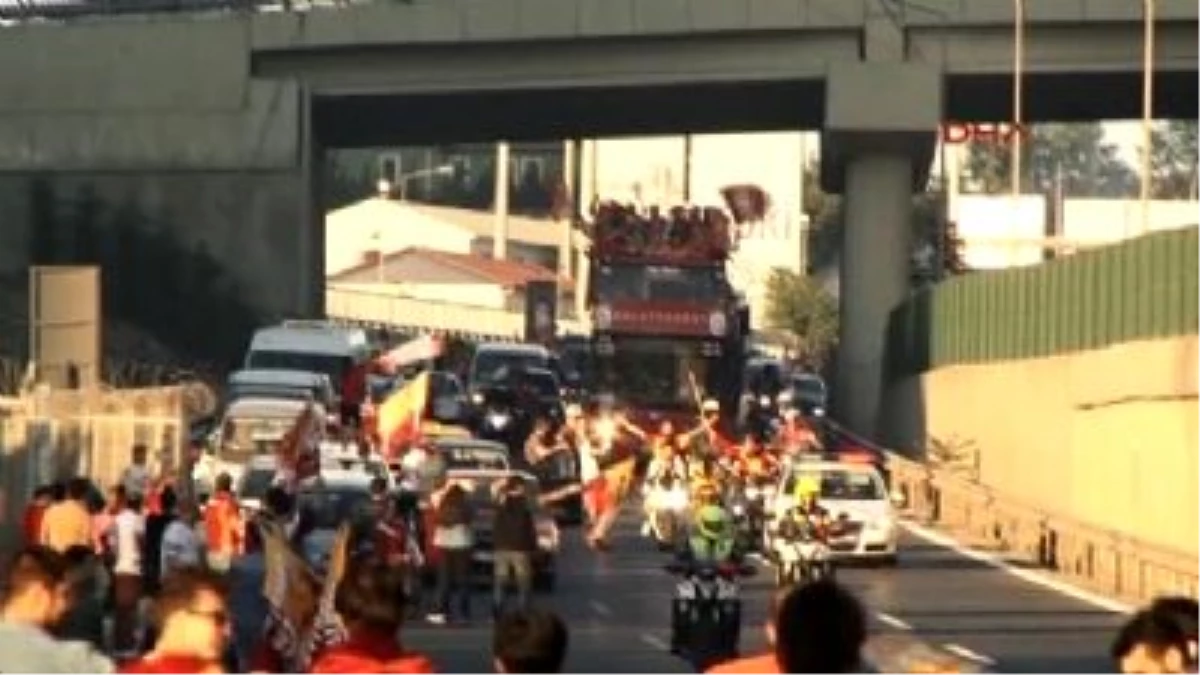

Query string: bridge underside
315 70 1198 146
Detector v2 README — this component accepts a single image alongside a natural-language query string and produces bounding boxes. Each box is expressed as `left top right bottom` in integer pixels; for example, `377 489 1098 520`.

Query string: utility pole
494 142 510 260
1140 0 1156 235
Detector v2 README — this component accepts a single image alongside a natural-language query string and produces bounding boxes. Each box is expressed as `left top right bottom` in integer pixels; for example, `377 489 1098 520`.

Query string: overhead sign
941 122 1029 146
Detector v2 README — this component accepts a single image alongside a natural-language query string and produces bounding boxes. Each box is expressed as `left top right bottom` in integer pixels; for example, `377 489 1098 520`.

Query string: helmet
794 475 820 501
695 480 720 501
694 504 729 539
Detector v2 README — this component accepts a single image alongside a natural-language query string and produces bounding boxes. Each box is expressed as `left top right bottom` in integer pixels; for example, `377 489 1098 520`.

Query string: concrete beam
820 62 941 194
0 18 249 113
256 32 850 95
819 62 939 440
249 0 866 48
0 81 303 172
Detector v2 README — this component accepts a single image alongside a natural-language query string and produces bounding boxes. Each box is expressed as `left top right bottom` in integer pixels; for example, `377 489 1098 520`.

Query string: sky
1104 119 1153 166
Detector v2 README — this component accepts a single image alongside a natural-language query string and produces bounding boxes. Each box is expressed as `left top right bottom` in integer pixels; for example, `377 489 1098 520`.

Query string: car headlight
871 515 896 533
595 304 613 330
708 311 727 337
487 412 511 428
758 395 771 407
471 392 484 405
732 504 746 516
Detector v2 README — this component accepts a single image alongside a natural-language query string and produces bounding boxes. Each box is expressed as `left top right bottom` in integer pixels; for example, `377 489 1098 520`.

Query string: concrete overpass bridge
0 0 1194 438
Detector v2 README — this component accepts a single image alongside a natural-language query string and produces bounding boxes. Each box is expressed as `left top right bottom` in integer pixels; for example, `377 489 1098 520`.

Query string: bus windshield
594 264 725 303
607 338 709 409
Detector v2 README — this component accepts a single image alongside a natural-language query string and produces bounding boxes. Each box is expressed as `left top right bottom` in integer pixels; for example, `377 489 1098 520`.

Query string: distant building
324 197 586 279
329 247 574 316
952 195 1199 269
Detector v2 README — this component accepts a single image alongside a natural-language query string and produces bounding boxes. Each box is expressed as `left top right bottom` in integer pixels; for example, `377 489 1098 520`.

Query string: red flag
720 184 770 224
377 371 431 460
277 404 320 485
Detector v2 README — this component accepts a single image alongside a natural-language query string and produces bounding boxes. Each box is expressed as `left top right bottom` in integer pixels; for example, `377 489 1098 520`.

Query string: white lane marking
943 643 997 666
875 611 913 630
640 633 670 651
590 600 613 617
901 520 1133 614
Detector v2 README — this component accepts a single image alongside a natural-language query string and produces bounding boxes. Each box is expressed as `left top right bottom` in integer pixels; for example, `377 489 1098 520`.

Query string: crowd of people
2 424 1197 674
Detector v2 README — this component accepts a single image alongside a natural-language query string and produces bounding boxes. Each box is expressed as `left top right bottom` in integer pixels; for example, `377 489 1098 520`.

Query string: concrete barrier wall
905 335 1198 557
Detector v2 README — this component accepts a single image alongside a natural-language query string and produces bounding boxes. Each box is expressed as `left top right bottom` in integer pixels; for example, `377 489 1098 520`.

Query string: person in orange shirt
40 478 95 554
202 473 243 574
706 589 787 674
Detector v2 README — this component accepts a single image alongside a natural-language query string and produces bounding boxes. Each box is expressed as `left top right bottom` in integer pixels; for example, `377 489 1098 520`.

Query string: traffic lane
406 517 693 673
842 529 1124 673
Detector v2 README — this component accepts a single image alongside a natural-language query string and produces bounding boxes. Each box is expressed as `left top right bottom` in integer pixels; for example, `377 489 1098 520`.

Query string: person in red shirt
202 473 243 573
22 486 53 546
120 567 230 674
341 363 368 430
308 557 435 674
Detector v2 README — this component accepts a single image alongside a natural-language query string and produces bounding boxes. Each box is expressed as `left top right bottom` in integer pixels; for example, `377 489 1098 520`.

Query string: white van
242 321 370 397
193 397 323 494
227 369 336 410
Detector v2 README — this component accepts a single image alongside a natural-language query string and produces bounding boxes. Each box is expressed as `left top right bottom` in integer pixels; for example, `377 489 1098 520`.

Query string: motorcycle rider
778 477 831 542
681 399 738 459
778 409 821 458
733 436 779 482
670 484 741 657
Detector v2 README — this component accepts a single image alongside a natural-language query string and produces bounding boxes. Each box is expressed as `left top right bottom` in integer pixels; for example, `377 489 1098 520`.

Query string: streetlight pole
373 165 453 283
1011 0 1025 202
1140 0 1156 236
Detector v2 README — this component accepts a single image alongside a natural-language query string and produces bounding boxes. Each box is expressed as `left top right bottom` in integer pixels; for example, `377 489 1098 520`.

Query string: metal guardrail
0 0 355 22
824 419 1197 606
883 448 1198 606
325 286 588 341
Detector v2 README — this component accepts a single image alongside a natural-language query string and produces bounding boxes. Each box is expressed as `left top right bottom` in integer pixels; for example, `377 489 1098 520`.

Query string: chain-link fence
0 385 191 552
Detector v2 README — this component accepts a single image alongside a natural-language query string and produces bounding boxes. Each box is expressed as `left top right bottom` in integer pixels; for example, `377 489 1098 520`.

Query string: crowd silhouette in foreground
0 534 1196 673
7 461 1200 672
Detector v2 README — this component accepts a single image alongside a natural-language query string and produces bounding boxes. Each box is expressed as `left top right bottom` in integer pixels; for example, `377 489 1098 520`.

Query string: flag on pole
276 403 321 487
378 370 431 459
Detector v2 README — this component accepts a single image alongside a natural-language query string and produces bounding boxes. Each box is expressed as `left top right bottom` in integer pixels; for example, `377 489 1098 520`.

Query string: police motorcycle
643 459 691 550
728 471 777 554
772 513 834 587
664 506 756 672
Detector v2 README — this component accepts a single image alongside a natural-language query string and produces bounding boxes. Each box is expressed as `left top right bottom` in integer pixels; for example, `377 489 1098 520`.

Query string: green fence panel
1182 229 1199 334
885 227 1199 377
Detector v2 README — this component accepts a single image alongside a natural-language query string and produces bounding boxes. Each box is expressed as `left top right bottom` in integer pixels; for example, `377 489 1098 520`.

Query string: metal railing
881 444 1198 606
823 419 1197 606
0 0 360 22
325 286 588 340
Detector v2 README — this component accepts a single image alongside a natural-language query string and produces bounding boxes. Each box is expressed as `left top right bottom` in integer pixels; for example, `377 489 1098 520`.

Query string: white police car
769 458 900 565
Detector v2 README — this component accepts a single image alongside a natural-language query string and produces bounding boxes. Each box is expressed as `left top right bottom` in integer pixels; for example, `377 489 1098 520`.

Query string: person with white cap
679 398 737 460
778 409 821 458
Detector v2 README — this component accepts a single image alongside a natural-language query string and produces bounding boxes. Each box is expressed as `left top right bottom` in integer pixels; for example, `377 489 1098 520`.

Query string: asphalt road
229 515 1125 673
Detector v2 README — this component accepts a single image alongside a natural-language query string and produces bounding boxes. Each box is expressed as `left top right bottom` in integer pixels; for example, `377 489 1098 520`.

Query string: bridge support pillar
821 62 941 440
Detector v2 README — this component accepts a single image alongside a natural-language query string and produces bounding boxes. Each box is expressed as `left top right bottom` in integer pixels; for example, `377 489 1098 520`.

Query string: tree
764 268 838 367
962 122 1137 198
1149 120 1199 199
801 158 843 275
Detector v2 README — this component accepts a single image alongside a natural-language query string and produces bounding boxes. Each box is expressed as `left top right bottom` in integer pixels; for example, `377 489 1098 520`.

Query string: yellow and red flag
378 371 430 459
